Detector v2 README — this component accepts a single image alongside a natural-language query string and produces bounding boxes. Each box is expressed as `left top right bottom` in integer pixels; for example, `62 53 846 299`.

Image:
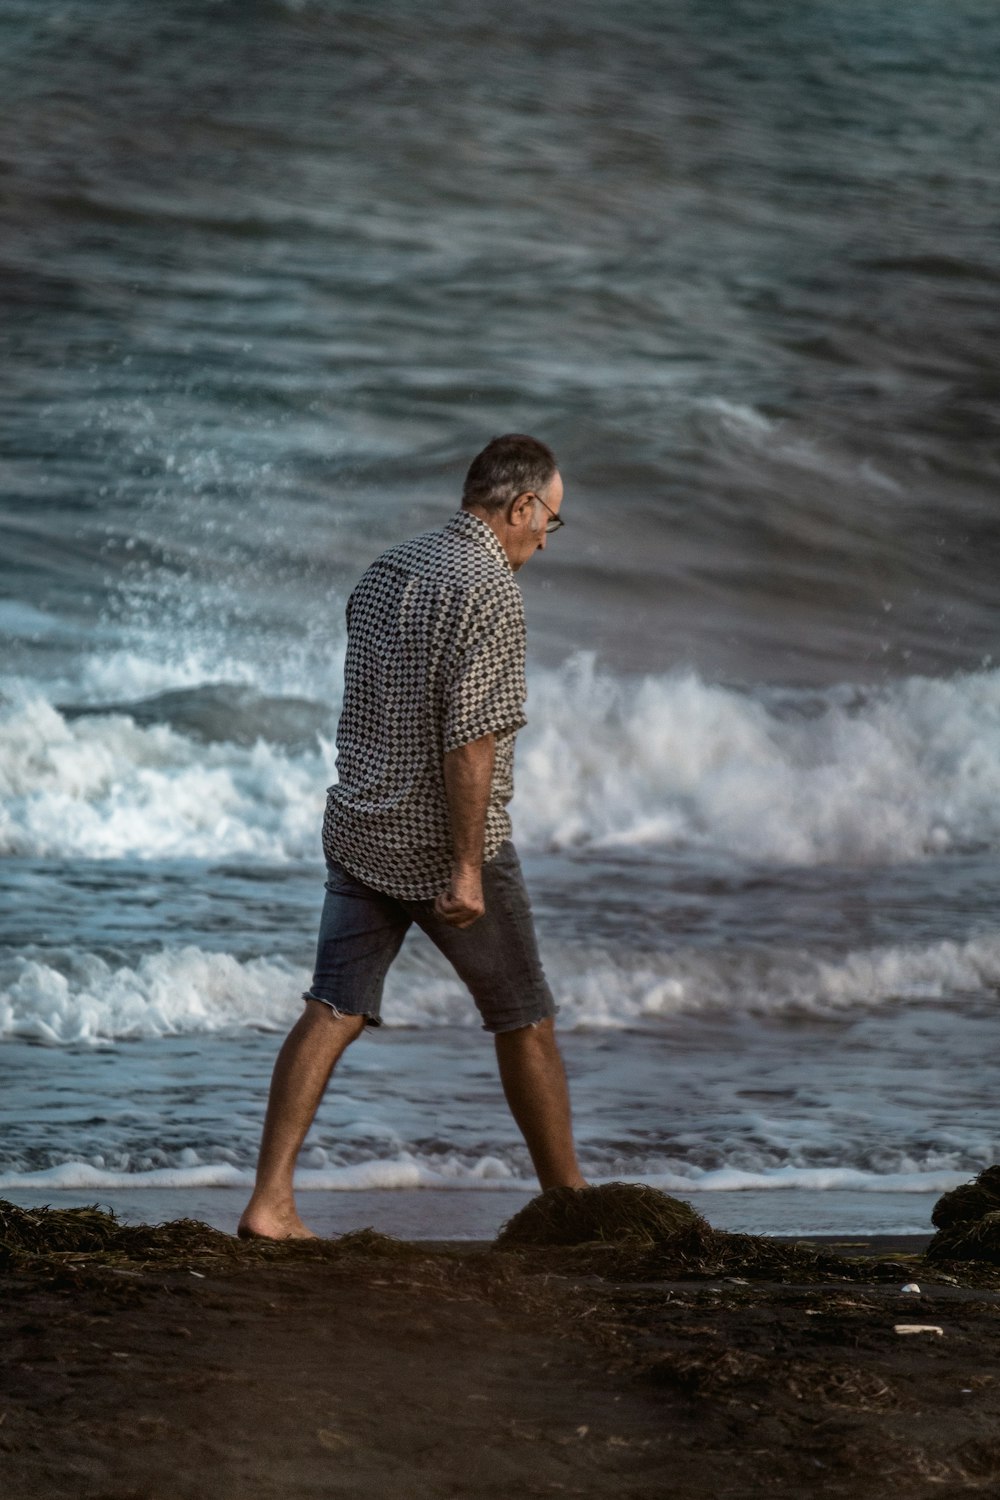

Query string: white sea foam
641 1166 969 1194
4 659 1000 864
4 931 999 1045
544 931 1000 1026
515 656 1000 863
0 948 302 1045
0 1158 971 1196
0 693 331 861
0 1156 524 1192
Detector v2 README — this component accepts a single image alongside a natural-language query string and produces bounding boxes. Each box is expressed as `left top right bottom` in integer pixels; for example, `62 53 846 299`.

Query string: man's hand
434 864 485 928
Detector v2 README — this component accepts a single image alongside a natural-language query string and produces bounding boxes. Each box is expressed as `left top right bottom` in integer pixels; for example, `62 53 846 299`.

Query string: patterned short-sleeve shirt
322 510 528 899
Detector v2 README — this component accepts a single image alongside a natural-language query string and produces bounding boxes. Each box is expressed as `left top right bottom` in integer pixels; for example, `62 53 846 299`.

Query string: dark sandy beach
4 1221 1000 1500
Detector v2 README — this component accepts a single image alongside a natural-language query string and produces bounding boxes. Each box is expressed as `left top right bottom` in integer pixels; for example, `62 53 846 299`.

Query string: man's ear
510 492 533 526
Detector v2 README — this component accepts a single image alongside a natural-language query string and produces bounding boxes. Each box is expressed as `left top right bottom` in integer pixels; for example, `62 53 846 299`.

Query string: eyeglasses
526 492 565 534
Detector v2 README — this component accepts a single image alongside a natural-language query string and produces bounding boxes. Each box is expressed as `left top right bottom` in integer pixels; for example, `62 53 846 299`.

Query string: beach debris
492 1185 925 1284
495 1183 705 1249
316 1429 353 1452
931 1166 1000 1231
1 1194 983 1294
927 1209 1000 1266
0 1198 427 1273
927 1174 1000 1266
894 1324 943 1336
900 1283 921 1293
783 1363 897 1411
0 1200 240 1267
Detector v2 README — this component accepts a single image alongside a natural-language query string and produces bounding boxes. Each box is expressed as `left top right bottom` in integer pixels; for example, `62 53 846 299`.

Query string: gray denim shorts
302 841 557 1035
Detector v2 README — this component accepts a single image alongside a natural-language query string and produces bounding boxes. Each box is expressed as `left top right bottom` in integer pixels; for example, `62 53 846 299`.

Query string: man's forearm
442 733 495 869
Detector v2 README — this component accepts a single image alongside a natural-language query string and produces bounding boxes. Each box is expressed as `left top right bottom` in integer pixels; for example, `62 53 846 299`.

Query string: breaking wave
4 657 1000 866
4 930 999 1045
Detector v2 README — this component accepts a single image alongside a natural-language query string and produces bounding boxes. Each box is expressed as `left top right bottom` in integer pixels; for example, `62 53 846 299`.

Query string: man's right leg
239 1002 365 1240
494 1016 586 1191
239 860 411 1240
412 842 587 1193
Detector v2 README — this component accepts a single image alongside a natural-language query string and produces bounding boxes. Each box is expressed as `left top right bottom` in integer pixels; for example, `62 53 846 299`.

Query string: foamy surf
0 1155 524 1193
0 1158 972 1197
4 931 1000 1045
0 693 330 862
516 656 1000 863
4 660 1000 866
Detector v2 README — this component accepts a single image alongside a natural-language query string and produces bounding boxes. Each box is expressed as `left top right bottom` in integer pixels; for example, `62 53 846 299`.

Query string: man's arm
434 732 495 928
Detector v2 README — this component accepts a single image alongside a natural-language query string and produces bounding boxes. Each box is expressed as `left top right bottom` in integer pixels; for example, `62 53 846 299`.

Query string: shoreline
0 1184 945 1245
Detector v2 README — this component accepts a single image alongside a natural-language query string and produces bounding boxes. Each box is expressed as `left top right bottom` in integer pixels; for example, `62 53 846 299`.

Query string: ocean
2 0 999 1239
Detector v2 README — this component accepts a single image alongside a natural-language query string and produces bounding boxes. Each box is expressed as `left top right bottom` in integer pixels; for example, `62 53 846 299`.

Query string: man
239 433 585 1240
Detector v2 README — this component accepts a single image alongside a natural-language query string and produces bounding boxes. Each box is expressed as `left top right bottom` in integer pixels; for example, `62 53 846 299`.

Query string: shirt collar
445 509 513 574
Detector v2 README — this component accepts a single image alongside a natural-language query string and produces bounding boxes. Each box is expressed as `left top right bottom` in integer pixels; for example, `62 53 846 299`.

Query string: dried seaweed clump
930 1166 1000 1231
495 1183 705 1250
493 1186 915 1283
0 1199 438 1274
927 1166 1000 1264
0 1200 242 1270
0 1201 121 1257
927 1209 1000 1266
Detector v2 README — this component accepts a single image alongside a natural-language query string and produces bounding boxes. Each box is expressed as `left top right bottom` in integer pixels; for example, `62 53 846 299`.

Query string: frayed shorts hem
486 1004 559 1036
301 990 383 1029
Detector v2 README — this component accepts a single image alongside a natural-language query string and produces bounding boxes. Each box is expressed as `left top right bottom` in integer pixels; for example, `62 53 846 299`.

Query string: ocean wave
0 1158 971 1196
515 656 1000 864
4 932 999 1045
4 659 1000 865
643 1166 968 1195
0 693 330 862
0 948 302 1045
0 1155 523 1193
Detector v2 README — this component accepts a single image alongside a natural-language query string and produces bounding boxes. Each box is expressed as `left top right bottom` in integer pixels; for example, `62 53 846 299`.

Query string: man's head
461 433 563 572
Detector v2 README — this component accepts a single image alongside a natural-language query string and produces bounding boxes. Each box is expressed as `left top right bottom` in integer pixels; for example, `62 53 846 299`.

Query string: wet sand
4 1233 1000 1499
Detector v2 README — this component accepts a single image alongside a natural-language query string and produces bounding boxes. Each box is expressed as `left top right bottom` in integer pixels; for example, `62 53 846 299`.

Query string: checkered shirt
322 510 528 899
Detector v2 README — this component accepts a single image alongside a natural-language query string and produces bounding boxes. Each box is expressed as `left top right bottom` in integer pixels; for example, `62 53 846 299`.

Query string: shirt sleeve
442 587 527 753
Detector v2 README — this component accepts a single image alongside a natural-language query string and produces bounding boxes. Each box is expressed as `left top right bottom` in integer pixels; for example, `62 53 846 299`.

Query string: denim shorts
302 841 557 1035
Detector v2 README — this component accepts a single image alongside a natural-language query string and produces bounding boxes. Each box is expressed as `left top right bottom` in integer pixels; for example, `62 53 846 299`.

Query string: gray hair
461 433 558 514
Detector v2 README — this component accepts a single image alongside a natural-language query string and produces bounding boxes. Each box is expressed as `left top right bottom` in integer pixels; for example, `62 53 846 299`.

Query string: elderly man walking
240 434 586 1239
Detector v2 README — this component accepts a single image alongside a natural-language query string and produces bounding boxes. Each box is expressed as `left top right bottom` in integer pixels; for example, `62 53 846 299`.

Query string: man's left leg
494 1017 586 1190
412 842 586 1191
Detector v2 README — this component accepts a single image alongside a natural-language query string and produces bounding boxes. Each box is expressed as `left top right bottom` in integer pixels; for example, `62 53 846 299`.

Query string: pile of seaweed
926 1167 1000 1266
0 1200 421 1275
14 1176 1000 1287
493 1183 915 1283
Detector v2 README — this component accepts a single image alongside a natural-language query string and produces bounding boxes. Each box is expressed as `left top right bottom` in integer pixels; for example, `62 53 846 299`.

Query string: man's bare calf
495 1017 586 1190
238 1001 365 1241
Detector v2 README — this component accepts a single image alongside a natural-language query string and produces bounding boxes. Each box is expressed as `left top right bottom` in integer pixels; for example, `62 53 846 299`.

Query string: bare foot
237 1197 318 1241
